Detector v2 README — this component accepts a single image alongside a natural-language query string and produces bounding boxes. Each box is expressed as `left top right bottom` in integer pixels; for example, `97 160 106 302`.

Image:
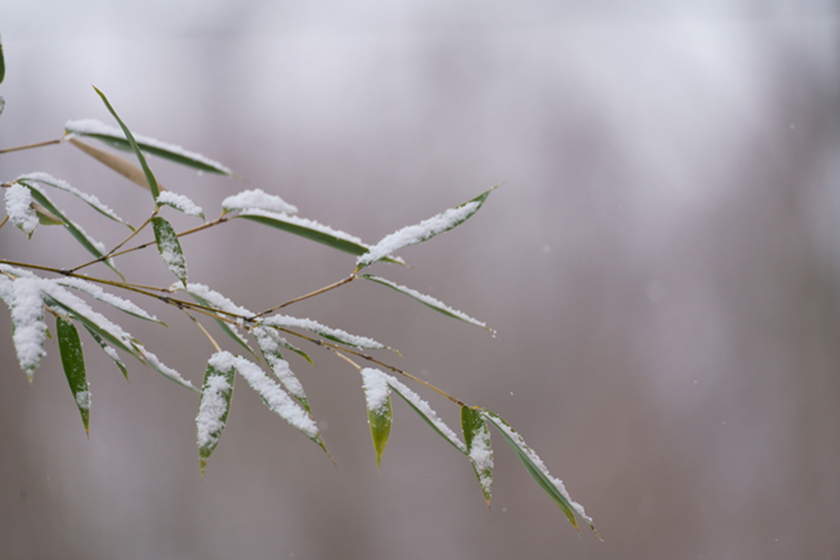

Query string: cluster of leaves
0 34 597 537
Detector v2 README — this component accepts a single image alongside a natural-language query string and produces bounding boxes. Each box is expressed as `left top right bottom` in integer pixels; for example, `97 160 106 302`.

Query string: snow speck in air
358 201 480 267
361 368 391 413
222 189 298 215
542 244 551 254
157 191 204 218
5 183 39 236
64 119 233 175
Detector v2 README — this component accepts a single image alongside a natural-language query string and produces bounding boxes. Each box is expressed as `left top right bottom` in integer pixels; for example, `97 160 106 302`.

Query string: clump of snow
222 189 298 215
466 418 494 496
5 183 39 236
156 191 203 218
361 368 391 414
253 327 306 400
75 390 92 411
358 201 480 267
238 209 365 245
56 276 158 322
196 361 233 449
0 276 47 377
65 119 233 175
153 220 186 282
186 283 252 318
261 314 385 349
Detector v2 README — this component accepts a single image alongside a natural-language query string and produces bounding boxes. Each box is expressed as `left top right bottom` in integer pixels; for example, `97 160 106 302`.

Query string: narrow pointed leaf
4 183 39 237
187 290 256 358
462 406 494 506
0 276 47 379
66 137 157 191
151 216 187 286
383 373 466 454
361 275 493 332
357 185 498 269
55 276 162 324
33 202 65 225
0 30 5 85
156 191 204 219
92 88 161 199
17 180 122 278
64 118 233 175
234 210 404 264
361 368 393 467
480 409 598 536
254 326 311 412
56 317 91 434
17 172 132 229
197 353 236 474
260 314 387 350
82 324 128 380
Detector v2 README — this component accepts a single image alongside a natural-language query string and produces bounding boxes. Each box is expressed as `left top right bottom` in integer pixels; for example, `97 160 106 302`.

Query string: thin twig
186 311 222 353
0 215 9 231
250 274 357 319
0 138 63 154
70 209 159 272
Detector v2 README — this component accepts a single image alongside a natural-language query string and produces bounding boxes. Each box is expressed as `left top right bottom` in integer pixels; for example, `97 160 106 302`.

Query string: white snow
237 209 365 245
133 343 195 390
155 227 186 281
261 314 385 349
75 390 92 410
196 362 233 449
383 372 466 453
156 191 204 218
364 275 488 329
358 201 480 267
466 418 494 495
222 189 298 215
217 352 318 438
17 172 126 224
68 218 108 256
361 368 391 413
253 327 307 400
55 276 159 322
0 276 47 377
65 119 233 175
5 183 39 236
186 283 252 318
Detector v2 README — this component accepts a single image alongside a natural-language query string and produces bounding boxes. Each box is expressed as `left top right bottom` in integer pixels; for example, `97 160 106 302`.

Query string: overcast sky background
2 2 839 559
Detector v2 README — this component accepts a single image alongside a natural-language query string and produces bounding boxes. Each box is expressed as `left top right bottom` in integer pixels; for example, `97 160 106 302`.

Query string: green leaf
234 211 404 264
56 316 91 434
17 180 123 279
361 368 393 467
82 324 128 381
253 326 311 413
385 375 466 454
0 29 5 85
151 216 187 286
92 87 161 199
360 275 493 333
462 406 494 506
64 119 233 175
188 290 256 358
357 185 499 269
480 409 598 537
197 354 236 474
32 202 65 225
260 315 387 351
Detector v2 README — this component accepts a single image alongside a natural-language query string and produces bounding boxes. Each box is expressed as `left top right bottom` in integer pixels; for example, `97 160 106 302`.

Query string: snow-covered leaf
0 275 47 380
152 216 187 286
254 326 311 412
4 183 39 237
185 283 256 358
222 189 297 215
197 353 236 474
16 179 122 278
92 88 161 199
64 118 233 175
361 368 392 467
384 373 466 454
32 202 65 225
55 276 161 324
57 316 91 434
357 185 498 269
233 209 404 264
360 274 493 333
480 408 598 537
260 314 386 350
462 406 494 506
17 172 132 229
157 191 204 219
66 137 158 191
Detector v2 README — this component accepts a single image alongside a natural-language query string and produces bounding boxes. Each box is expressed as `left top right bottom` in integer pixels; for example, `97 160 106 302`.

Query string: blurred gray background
2 2 839 559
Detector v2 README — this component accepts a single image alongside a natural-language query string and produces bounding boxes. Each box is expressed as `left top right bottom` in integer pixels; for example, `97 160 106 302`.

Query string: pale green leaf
462 406 493 506
151 216 187 286
57 316 91 434
361 368 392 467
253 326 311 413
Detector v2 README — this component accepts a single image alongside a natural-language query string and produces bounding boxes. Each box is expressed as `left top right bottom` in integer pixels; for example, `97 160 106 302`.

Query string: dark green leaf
462 406 494 506
197 355 236 474
0 30 5 85
151 216 187 286
57 316 91 434
92 87 161 199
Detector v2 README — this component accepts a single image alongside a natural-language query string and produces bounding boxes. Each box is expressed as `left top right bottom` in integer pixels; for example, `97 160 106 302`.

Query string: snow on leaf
253 326 310 412
462 406 494 505
156 191 204 219
64 118 233 175
361 368 392 467
57 316 91 433
197 353 236 473
222 188 297 215
184 283 255 356
260 314 386 350
151 217 187 286
0 275 47 379
17 172 131 228
55 276 160 323
4 183 39 237
357 186 497 269
132 343 196 391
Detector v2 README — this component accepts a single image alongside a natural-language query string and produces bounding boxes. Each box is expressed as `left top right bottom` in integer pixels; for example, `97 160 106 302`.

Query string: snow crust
75 390 92 411
358 201 480 267
18 172 126 224
253 327 306 399
238 209 365 245
361 368 390 413
56 276 158 322
261 314 385 349
156 191 203 217
222 189 298 215
4 183 38 236
0 275 47 375
65 119 233 174
196 365 233 449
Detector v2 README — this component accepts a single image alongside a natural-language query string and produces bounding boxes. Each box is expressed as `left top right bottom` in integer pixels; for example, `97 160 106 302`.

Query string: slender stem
104 213 228 262
250 274 357 319
70 209 158 272
187 311 222 353
0 138 63 154
0 215 9 231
